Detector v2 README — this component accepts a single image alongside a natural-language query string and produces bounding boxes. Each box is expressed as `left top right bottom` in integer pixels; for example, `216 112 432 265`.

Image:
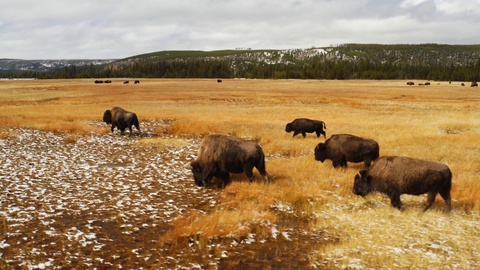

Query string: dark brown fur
353 156 452 211
190 134 268 188
314 134 379 168
103 107 140 135
285 118 326 138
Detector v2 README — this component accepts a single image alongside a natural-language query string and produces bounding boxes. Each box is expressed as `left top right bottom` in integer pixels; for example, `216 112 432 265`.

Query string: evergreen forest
3 44 480 81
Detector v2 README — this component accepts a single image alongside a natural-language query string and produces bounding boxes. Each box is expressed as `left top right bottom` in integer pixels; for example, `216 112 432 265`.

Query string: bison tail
322 121 327 130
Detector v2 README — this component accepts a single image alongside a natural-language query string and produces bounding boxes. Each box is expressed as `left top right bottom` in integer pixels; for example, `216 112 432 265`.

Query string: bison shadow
199 172 273 189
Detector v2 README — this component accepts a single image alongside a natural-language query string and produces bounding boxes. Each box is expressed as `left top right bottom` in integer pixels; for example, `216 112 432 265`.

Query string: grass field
1 78 479 268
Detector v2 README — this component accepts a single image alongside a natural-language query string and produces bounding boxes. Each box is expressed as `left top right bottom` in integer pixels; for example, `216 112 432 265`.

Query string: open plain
0 79 479 269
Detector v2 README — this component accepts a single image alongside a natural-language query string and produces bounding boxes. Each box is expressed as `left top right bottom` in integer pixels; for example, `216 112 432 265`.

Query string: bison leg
332 158 347 168
424 192 438 212
301 132 307 138
439 189 452 212
363 159 372 168
316 130 326 138
219 171 231 188
244 164 255 182
389 193 402 210
255 165 268 183
293 131 300 137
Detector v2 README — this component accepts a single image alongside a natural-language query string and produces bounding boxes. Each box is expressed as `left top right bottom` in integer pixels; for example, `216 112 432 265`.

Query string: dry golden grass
1 78 479 268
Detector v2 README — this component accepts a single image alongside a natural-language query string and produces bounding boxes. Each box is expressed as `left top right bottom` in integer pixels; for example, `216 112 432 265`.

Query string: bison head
314 143 327 162
190 161 216 187
353 170 372 197
103 110 112 124
285 123 293 133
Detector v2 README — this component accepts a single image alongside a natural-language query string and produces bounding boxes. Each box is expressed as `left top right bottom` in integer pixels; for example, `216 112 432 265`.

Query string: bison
471 81 478 87
353 156 452 211
190 134 268 188
285 118 327 138
314 134 379 168
103 107 140 135
406 81 414 86
134 80 140 84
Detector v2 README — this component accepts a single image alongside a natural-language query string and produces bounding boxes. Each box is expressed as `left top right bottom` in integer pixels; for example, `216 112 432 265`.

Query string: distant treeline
3 44 480 81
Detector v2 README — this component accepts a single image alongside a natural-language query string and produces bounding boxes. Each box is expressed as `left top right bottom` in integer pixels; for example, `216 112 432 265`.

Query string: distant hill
2 44 480 80
0 59 115 72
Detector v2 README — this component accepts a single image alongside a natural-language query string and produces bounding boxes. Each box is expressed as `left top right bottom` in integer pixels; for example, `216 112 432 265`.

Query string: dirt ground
0 120 327 269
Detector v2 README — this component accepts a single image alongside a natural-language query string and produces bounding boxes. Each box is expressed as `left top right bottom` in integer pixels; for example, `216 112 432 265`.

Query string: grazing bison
353 156 452 211
285 118 327 138
314 134 379 168
217 79 222 83
134 80 140 84
94 80 104 84
104 80 112 84
103 107 140 135
123 81 129 84
471 81 478 87
406 81 414 86
190 134 268 188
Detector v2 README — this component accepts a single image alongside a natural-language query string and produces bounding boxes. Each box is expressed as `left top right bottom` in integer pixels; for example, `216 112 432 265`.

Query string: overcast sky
1 0 479 60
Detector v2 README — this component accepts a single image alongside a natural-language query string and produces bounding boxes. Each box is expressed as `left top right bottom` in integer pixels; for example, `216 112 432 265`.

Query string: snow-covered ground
0 121 222 269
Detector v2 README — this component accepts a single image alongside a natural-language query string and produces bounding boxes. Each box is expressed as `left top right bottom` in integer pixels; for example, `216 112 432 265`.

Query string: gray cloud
1 0 479 59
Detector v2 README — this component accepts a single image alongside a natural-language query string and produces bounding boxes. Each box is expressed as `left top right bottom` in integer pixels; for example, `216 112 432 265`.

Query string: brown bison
285 118 327 138
134 80 140 84
103 107 140 135
471 81 478 87
190 134 268 188
353 156 452 211
406 81 414 86
314 134 379 168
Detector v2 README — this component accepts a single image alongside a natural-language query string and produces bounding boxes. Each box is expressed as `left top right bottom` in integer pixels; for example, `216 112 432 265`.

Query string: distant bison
103 107 140 135
353 156 452 211
406 81 414 86
190 134 268 188
104 80 112 84
314 134 379 168
471 81 478 87
134 80 140 84
123 81 129 84
217 79 222 83
94 80 104 84
285 118 326 138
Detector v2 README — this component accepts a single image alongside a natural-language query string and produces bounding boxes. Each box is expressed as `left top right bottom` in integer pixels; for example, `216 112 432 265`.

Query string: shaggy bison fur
103 107 140 135
314 134 379 168
353 156 452 211
190 134 268 188
285 118 326 138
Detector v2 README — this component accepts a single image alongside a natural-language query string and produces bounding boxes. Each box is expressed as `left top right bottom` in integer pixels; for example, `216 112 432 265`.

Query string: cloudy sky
1 0 479 59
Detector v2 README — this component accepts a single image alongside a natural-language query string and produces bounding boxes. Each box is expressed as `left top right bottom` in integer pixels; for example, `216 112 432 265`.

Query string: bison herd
94 80 140 84
407 81 478 87
102 108 452 212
